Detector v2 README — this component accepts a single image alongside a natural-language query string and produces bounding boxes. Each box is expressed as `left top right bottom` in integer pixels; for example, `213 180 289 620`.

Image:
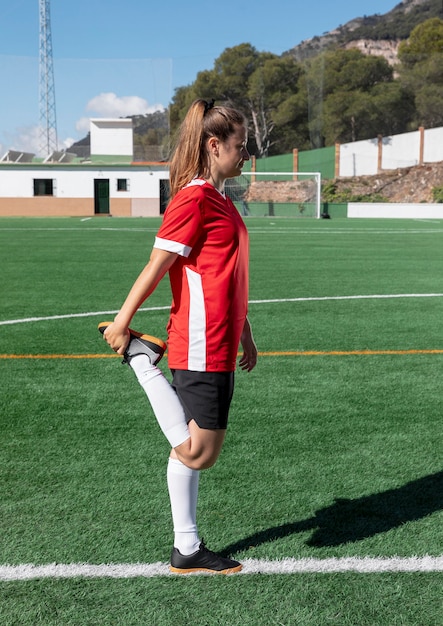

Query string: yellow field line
1 349 443 360
261 349 443 356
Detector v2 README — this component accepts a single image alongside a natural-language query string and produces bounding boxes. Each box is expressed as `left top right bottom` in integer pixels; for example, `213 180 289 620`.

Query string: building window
33 179 54 196
117 178 129 191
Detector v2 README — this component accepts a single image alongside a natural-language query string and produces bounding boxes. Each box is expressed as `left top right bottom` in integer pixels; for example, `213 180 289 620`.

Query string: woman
100 98 257 574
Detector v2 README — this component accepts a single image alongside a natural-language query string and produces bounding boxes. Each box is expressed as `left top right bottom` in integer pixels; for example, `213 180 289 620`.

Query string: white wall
90 119 133 156
424 127 443 163
127 169 164 198
381 131 420 170
339 126 443 176
348 202 443 218
0 166 168 199
339 138 379 177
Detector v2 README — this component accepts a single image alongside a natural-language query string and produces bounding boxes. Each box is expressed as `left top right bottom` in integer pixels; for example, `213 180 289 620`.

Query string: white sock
167 457 201 556
129 355 190 448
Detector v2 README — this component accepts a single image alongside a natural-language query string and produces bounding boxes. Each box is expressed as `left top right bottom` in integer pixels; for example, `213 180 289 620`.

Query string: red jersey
154 179 249 372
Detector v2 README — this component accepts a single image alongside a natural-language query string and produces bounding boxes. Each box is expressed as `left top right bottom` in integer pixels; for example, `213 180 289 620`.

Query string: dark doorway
94 179 110 214
159 179 170 215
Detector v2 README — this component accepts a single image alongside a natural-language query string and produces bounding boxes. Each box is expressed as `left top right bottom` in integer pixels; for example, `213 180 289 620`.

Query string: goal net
225 171 321 218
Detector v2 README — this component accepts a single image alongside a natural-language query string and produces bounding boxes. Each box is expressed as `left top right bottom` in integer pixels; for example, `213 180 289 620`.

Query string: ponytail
169 99 246 200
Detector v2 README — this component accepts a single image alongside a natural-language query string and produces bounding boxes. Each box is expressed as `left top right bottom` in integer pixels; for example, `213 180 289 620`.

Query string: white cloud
85 92 164 118
75 117 91 134
3 125 41 155
72 92 165 139
1 125 76 156
0 91 166 155
62 137 75 150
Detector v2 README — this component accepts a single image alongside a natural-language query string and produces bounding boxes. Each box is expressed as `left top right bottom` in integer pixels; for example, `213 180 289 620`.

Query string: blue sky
0 0 398 155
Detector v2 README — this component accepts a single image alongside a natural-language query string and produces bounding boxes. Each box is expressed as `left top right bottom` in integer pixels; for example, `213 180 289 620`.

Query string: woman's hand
102 321 130 355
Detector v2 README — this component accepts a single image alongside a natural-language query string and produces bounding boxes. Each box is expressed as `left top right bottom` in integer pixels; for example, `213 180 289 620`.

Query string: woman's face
212 125 250 180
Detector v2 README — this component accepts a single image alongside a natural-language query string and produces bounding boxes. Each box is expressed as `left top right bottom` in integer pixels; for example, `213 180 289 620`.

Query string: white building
0 119 170 217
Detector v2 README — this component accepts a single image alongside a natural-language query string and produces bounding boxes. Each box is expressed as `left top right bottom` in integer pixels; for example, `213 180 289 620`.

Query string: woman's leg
127 357 239 572
130 356 228 468
172 420 226 469
167 424 226 561
167 456 201 555
129 356 191 448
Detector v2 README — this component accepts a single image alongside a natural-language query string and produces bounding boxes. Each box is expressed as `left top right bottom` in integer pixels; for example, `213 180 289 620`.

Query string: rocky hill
285 0 442 63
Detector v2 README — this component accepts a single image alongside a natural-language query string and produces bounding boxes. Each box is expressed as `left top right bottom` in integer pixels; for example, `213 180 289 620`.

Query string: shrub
431 186 443 203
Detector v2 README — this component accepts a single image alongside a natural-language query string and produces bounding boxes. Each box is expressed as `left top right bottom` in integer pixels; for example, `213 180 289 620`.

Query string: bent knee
194 456 218 470
175 450 219 471
173 428 225 470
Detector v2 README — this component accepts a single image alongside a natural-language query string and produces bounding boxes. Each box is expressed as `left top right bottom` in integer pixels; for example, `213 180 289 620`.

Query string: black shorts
171 369 235 430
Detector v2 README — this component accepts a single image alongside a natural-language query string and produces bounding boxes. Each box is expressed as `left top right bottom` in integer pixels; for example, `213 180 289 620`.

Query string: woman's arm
239 316 258 372
103 247 178 354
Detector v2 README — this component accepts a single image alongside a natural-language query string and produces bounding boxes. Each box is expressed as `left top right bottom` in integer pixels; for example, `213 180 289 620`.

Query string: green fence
321 202 348 218
299 146 335 180
244 146 336 181
242 153 293 173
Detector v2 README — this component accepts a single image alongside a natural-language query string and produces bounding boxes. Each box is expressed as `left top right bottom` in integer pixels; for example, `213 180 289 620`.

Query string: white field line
0 306 171 326
248 293 443 305
247 229 443 234
1 226 443 234
0 227 159 232
2 294 443 327
1 556 443 581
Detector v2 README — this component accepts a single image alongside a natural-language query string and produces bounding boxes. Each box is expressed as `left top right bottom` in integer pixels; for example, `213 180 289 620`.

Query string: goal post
225 171 322 218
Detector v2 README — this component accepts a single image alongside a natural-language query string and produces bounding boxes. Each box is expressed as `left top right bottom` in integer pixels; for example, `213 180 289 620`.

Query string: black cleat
170 541 242 575
98 321 166 366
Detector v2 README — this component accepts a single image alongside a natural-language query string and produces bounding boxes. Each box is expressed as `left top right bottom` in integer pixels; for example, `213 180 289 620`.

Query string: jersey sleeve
154 188 204 258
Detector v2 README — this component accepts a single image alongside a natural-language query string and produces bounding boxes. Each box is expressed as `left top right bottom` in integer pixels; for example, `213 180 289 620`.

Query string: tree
398 18 443 127
398 17 443 66
401 49 443 126
415 82 443 127
302 48 398 145
323 90 375 144
247 56 303 156
306 48 392 96
370 82 416 136
270 91 310 152
169 44 304 157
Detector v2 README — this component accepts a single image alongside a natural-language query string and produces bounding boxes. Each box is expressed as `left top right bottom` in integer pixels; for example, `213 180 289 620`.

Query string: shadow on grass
221 470 443 556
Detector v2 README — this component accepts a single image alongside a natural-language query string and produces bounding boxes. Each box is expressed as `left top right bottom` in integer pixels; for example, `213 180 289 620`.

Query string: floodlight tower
39 0 58 156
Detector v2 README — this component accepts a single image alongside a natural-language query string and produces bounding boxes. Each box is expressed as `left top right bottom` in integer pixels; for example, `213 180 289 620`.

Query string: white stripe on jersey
185 179 206 188
185 267 206 371
154 236 191 257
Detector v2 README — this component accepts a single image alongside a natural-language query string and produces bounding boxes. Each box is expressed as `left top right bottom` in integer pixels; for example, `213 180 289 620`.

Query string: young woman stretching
100 98 257 574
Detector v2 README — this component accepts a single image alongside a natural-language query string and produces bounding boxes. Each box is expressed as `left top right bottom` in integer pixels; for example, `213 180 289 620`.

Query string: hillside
330 161 443 203
285 0 443 63
242 162 443 206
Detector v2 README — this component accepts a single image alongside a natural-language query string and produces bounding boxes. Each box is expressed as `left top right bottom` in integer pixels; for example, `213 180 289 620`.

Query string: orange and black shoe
170 541 242 575
98 322 166 366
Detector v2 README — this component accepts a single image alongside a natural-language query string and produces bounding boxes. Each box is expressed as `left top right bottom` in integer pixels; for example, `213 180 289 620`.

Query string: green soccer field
1 217 442 625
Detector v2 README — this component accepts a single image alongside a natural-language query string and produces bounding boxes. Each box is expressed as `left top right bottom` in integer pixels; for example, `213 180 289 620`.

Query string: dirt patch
241 162 443 204
332 162 443 203
244 180 316 203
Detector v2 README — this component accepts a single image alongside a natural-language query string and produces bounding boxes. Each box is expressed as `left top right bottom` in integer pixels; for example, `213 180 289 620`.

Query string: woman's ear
207 136 219 157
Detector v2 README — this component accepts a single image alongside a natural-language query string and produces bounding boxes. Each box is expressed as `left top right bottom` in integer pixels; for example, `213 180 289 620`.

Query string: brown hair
169 99 246 199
